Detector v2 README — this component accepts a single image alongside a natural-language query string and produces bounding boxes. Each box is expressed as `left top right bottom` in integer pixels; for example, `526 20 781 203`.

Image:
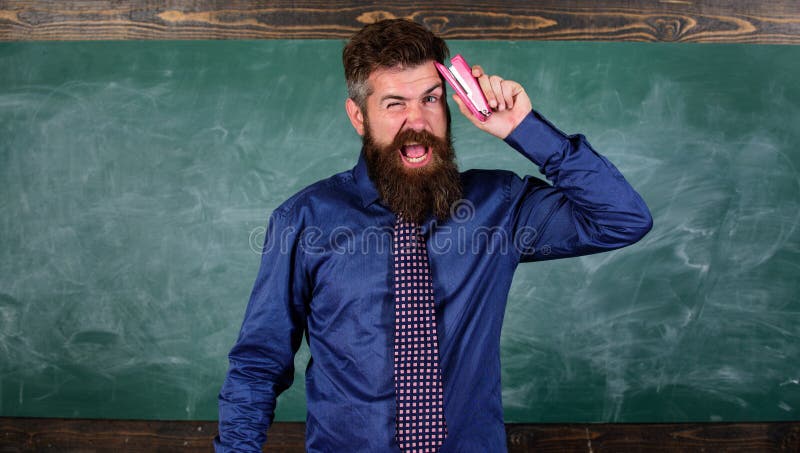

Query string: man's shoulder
271 168 357 220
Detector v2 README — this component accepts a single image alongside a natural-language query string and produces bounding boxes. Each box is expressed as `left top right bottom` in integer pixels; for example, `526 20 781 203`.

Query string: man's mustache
390 128 441 152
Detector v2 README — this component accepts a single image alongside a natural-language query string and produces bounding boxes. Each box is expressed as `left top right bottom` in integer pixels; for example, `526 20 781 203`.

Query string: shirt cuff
503 110 569 167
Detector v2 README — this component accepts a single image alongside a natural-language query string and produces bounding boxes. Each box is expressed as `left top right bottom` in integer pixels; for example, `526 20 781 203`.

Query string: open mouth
399 143 432 168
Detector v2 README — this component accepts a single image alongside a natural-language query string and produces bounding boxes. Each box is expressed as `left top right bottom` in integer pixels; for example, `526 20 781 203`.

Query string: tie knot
395 215 419 232
396 214 414 225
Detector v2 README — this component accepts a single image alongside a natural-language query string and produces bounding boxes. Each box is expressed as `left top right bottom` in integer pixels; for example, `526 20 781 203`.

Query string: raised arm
504 111 652 261
453 63 652 261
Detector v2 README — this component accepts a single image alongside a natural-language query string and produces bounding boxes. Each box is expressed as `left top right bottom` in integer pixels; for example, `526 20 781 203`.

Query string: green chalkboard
1 40 798 423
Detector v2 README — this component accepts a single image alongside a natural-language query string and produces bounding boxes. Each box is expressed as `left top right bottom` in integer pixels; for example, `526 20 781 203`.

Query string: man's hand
452 65 532 140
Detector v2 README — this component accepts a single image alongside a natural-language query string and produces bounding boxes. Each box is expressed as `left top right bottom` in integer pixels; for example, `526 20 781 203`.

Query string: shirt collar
354 148 381 208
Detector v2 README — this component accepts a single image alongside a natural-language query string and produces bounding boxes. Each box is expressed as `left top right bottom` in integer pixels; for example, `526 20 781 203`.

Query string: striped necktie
392 215 448 452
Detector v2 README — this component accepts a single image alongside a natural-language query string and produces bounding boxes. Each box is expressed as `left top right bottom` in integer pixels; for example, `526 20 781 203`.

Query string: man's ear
345 98 365 136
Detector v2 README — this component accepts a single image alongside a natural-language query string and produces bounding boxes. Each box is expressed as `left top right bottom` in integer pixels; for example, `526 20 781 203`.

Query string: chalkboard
1 40 798 423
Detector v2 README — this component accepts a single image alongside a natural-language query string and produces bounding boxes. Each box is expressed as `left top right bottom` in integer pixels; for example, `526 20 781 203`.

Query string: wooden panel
1 418 799 452
0 1 798 43
505 423 800 452
0 418 305 453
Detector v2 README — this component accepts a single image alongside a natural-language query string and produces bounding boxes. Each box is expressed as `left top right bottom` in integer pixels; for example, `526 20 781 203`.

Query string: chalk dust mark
586 427 594 453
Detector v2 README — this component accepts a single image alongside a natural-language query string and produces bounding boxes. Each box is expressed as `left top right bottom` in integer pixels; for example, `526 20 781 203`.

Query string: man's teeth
401 144 428 163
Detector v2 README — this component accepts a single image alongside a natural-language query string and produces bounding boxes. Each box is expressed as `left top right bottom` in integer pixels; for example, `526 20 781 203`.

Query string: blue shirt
215 111 652 452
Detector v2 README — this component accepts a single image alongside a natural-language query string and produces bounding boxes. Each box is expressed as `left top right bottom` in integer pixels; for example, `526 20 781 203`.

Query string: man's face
346 61 462 223
360 62 448 168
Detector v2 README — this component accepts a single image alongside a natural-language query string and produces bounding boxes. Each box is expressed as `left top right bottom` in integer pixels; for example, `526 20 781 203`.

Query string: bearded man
215 19 652 453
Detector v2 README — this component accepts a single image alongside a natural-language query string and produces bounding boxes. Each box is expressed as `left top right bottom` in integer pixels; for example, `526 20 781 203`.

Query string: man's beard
362 119 462 224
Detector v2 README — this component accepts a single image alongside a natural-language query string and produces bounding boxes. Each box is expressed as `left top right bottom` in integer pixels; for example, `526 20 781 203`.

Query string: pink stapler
435 54 492 122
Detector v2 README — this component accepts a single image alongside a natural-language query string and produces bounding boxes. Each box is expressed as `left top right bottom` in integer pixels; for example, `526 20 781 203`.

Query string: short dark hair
342 19 449 110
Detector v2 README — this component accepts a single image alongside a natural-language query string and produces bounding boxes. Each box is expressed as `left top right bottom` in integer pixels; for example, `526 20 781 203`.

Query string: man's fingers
478 75 497 109
500 80 521 110
471 64 517 112
489 75 505 111
454 64 533 138
473 64 497 109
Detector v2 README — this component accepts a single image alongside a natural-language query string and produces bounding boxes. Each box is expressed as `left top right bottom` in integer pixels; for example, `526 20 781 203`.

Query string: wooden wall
2 418 799 452
1 0 799 43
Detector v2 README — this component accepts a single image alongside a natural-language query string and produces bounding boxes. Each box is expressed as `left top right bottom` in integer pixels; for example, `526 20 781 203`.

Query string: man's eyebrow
423 83 443 95
380 94 408 103
379 83 443 103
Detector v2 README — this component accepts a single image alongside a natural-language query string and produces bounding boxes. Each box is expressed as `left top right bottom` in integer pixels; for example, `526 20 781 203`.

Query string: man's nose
404 103 426 131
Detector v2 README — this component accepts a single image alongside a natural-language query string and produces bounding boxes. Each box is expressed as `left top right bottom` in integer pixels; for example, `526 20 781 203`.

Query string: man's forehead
367 62 442 95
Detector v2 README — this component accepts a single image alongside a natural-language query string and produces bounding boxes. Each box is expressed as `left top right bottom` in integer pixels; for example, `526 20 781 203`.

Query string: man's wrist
503 110 568 166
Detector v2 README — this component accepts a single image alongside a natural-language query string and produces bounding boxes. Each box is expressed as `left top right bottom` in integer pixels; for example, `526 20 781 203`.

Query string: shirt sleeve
214 211 309 452
504 110 653 262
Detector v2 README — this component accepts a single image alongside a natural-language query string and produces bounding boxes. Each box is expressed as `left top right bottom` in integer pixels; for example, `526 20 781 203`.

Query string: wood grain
0 1 798 43
1 418 799 452
505 422 800 452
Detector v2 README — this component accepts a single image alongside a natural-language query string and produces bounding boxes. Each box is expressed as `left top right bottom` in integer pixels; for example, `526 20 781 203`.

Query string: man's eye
424 96 438 103
387 102 403 109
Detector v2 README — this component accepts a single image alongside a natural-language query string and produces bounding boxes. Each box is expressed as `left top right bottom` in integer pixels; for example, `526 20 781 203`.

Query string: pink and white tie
393 216 447 452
